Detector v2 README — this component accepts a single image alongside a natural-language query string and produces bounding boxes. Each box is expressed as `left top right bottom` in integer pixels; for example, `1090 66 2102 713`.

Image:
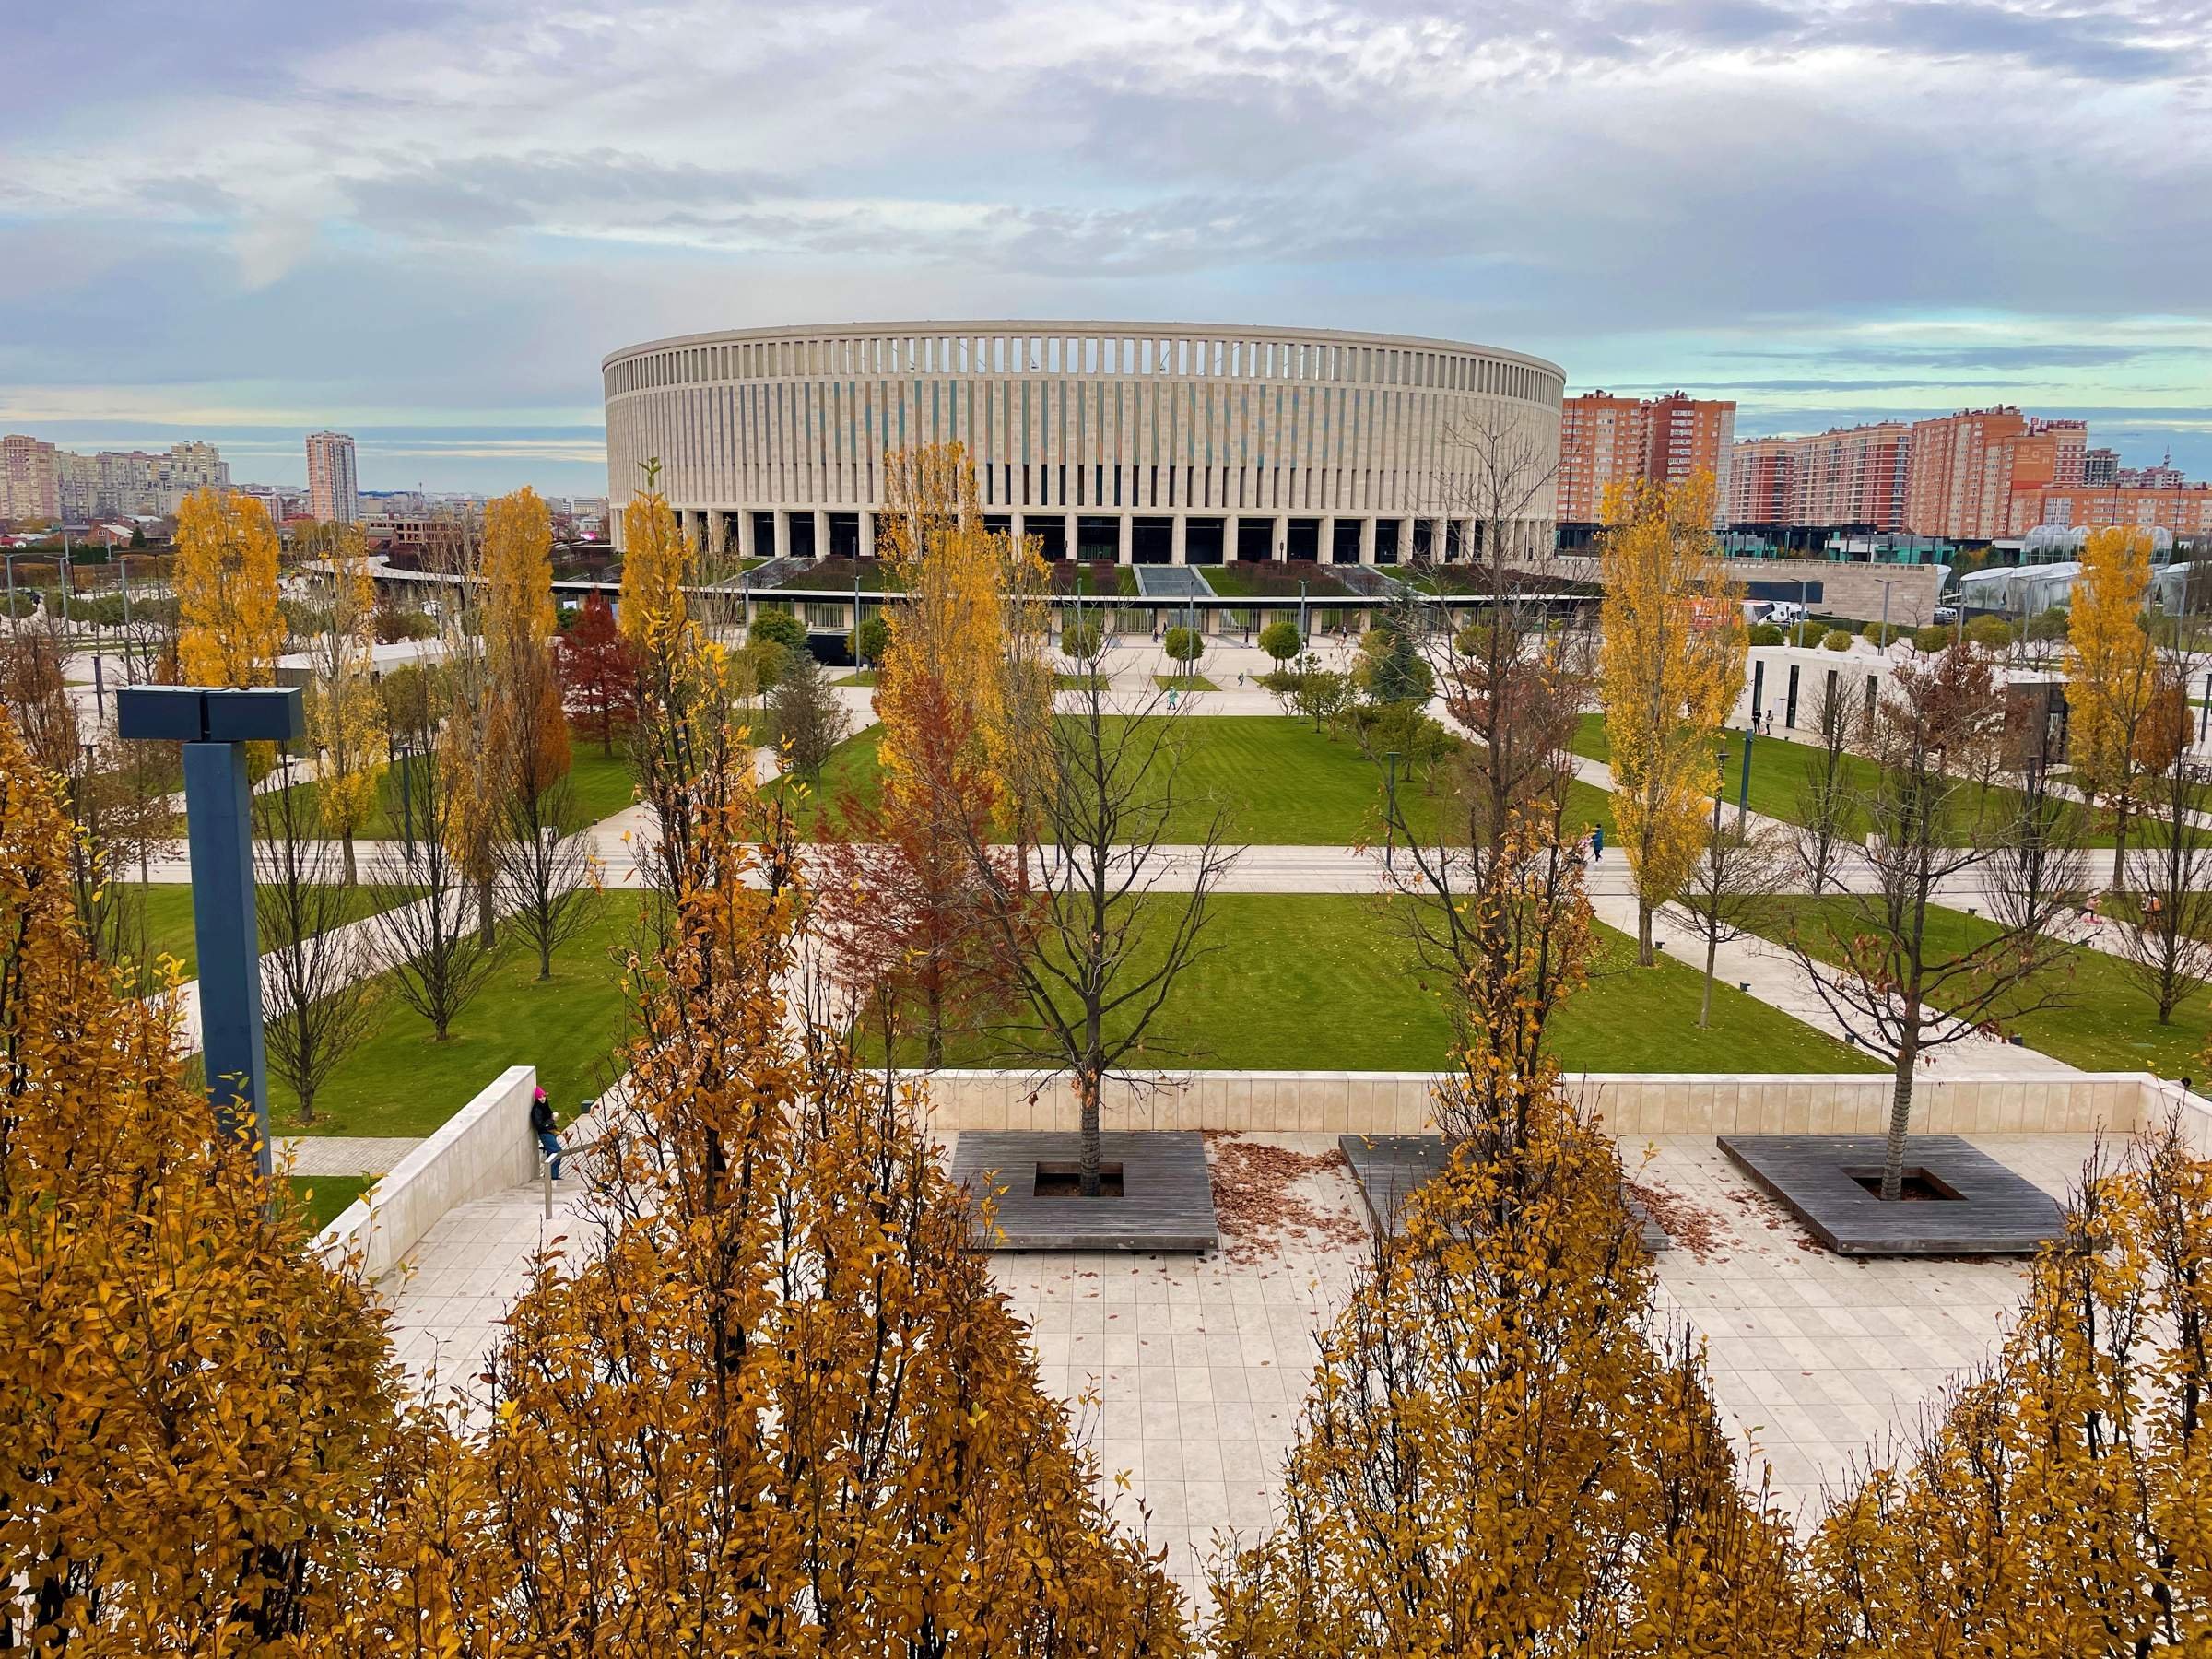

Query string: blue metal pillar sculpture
117 686 304 1179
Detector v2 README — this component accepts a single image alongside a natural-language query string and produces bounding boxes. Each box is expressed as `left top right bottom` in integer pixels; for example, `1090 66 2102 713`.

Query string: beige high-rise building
306 430 360 524
1 434 61 522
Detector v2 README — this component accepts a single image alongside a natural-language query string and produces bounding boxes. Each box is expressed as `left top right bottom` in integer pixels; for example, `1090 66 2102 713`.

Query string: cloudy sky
4 0 2209 494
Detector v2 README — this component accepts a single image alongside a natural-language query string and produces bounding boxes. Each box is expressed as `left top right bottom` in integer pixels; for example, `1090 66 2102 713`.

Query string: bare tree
1794 676 1858 895
367 732 498 1041
253 749 382 1125
1669 756 1792 1028
957 674 1238 1196
2115 671 2212 1023
498 772 600 982
1783 646 2079 1202
768 652 850 784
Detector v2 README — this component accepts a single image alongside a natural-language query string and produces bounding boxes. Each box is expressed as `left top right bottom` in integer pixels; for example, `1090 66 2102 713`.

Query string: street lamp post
1737 724 1754 827
1383 750 1401 873
115 686 306 1179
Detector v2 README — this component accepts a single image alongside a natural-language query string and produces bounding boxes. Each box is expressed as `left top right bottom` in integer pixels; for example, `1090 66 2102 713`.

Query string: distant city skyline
5 1 2208 495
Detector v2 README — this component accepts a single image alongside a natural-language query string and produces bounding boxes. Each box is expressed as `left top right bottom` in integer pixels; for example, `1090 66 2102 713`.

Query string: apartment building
2008 483 2212 539
306 430 360 524
1 435 60 522
1558 390 1735 527
1901 407 2086 540
1724 421 1911 533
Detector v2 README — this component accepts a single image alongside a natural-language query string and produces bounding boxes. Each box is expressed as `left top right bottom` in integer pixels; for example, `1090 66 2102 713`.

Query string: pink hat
534 1087 547 1101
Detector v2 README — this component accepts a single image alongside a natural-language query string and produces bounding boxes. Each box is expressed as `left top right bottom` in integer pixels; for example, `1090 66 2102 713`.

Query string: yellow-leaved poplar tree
876 441 1053 838
1597 472 1746 963
618 460 690 664
1811 1121 2212 1651
173 486 282 688
2065 524 2164 887
1210 1005 1806 1653
477 727 1189 1651
0 706 425 1649
481 485 571 808
305 523 387 883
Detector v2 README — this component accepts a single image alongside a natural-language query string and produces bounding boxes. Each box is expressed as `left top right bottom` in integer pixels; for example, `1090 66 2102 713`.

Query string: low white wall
316 1064 539 1280
919 1068 2210 1142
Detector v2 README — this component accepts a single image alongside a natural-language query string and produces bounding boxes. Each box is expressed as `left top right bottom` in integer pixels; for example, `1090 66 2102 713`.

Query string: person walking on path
1591 824 1605 861
530 1085 562 1182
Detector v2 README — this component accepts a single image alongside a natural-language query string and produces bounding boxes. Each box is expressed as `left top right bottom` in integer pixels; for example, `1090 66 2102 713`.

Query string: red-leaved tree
815 672 1026 1066
557 590 635 755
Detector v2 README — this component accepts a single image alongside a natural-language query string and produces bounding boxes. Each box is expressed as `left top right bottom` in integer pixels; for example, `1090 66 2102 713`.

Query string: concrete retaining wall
919 1068 2208 1142
316 1064 539 1280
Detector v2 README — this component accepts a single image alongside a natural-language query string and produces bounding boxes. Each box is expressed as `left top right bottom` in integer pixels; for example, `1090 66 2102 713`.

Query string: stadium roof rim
603 321 1565 382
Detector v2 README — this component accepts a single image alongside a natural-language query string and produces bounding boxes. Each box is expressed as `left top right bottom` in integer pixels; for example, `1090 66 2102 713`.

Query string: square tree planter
1718 1134 2063 1255
1338 1134 1670 1253
947 1131 1218 1253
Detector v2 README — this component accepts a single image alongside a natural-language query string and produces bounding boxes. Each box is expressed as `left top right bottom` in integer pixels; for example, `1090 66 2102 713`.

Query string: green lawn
267 741 637 841
286 1174 375 1230
836 670 879 688
794 716 1617 845
1749 896 2208 1079
135 881 418 980
1155 674 1220 692
269 891 639 1137
906 895 1875 1073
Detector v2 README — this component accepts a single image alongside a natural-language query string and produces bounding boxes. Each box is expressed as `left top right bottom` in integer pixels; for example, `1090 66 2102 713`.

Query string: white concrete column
1359 516 1378 565
1116 513 1133 565
1222 514 1239 562
1171 513 1188 565
735 508 757 559
1066 511 1081 562
1320 514 1336 565
1431 515 1450 563
1008 511 1024 552
813 508 831 559
706 509 727 557
1274 514 1289 561
858 509 876 560
772 510 791 559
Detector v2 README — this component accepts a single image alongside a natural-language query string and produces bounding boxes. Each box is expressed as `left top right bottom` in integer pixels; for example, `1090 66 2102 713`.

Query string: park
7 444 2212 1645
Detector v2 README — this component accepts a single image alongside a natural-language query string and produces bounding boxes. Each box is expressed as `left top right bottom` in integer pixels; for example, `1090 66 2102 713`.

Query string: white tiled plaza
374 1124 2087 1594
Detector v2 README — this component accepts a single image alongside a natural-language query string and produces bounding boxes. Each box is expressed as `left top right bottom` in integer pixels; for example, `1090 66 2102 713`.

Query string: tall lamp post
115 685 306 1179
1383 749 1401 873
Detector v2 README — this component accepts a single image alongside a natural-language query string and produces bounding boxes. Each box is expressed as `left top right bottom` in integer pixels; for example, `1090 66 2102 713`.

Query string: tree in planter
1257 617 1300 668
1669 745 1791 1029
481 788 1190 1651
1597 473 1746 964
556 590 635 755
1782 644 2079 1203
1162 624 1205 678
768 651 850 784
957 674 1238 1196
368 725 500 1041
1794 674 1859 895
2066 524 2165 888
2114 670 2212 1023
253 747 382 1124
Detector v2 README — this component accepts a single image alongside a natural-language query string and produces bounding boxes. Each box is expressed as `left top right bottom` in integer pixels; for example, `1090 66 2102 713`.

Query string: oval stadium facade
602 321 1563 565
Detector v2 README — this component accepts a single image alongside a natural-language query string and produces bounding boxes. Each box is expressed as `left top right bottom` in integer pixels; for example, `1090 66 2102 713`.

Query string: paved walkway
373 1126 2092 1589
279 1135 422 1176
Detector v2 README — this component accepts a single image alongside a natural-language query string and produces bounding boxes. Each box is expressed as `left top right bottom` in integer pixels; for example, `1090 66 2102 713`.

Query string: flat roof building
601 321 1564 565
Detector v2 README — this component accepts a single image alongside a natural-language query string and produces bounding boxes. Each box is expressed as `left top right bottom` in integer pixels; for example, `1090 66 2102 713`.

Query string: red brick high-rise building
1724 421 1911 533
1901 407 2085 540
1558 390 1735 527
